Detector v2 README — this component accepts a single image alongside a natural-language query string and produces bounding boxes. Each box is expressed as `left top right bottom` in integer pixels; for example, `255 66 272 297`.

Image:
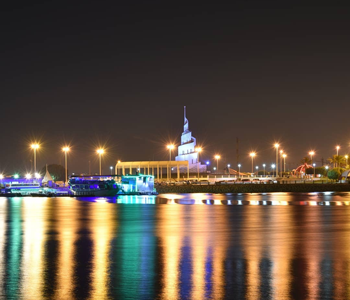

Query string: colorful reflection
0 195 348 299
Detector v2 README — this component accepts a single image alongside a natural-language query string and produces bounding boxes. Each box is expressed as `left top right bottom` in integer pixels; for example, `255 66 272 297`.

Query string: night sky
1 1 350 174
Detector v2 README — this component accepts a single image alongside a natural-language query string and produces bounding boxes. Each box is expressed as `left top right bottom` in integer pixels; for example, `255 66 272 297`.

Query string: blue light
206 161 210 165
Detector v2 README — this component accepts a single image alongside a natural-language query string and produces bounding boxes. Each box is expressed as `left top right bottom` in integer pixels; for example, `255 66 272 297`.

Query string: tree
40 164 66 181
300 156 311 164
305 166 327 176
328 155 345 168
327 169 341 181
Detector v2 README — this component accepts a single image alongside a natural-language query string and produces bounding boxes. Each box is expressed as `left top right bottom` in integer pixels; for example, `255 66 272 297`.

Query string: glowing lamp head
271 164 275 169
31 144 39 149
196 147 202 153
325 166 329 169
309 151 315 156
206 161 209 165
213 167 216 170
336 146 340 150
214 155 220 160
14 174 19 179
282 154 287 158
256 166 259 169
167 144 175 150
35 173 40 179
313 163 316 167
238 164 241 168
62 146 70 152
280 150 283 154
110 166 113 170
97 149 104 155
274 143 279 148
249 152 256 157
227 164 230 168
345 155 348 159
0 174 3 179
263 164 266 167
25 173 32 179
117 160 121 164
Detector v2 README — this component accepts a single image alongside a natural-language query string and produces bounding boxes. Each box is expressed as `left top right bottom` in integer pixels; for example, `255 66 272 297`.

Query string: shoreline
156 183 350 194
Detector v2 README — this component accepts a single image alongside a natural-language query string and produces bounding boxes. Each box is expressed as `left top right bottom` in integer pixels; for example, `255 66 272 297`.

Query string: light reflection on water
0 193 349 299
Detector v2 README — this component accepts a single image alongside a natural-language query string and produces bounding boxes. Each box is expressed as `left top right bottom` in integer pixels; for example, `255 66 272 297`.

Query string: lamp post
117 160 121 176
238 164 241 178
62 146 70 185
274 144 279 177
249 152 256 174
255 166 259 177
336 145 340 168
196 147 202 180
313 163 316 178
227 164 231 178
271 164 276 177
97 149 104 175
263 164 266 177
110 166 113 175
31 144 40 174
309 151 315 164
282 154 287 174
214 155 220 173
280 150 283 176
167 144 175 181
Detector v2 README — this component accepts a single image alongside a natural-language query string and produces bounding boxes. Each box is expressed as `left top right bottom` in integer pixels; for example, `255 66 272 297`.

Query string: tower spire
184 106 186 124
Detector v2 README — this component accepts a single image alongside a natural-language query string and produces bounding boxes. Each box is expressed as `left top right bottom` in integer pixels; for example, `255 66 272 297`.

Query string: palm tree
328 155 345 169
300 156 312 164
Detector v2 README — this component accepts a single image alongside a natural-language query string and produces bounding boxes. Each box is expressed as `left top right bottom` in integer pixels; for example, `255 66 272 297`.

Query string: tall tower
175 106 198 165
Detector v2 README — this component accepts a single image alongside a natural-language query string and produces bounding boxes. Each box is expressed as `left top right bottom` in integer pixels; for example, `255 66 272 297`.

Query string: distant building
175 106 206 173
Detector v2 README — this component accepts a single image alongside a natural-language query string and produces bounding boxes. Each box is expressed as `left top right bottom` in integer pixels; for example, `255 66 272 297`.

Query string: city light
0 174 3 180
214 155 220 173
14 174 19 179
97 148 105 175
249 152 256 173
238 164 241 178
25 173 32 179
31 143 40 174
35 173 40 179
63 146 70 185
309 151 315 163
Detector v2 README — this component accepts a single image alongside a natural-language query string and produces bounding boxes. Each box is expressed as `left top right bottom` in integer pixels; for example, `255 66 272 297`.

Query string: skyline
1 2 350 173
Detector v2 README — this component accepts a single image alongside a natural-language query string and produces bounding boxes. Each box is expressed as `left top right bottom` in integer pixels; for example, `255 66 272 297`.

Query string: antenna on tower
184 106 186 123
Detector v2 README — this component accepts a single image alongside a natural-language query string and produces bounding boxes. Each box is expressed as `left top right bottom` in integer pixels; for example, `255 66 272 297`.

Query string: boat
69 176 119 196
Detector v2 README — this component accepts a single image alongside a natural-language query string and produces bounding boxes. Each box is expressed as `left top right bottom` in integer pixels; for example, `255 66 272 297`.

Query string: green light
14 174 19 179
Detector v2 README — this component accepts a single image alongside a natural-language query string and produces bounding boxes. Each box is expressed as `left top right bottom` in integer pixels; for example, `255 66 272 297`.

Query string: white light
0 174 3 179
35 173 40 179
110 166 113 170
25 173 32 179
263 164 266 167
238 164 241 167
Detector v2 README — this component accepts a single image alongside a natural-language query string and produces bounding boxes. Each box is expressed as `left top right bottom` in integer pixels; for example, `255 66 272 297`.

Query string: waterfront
1 193 350 299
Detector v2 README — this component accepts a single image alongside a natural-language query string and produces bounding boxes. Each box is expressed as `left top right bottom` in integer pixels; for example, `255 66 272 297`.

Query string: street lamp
214 155 220 173
345 155 349 168
167 144 175 180
117 160 121 176
238 164 241 178
62 146 70 185
35 173 40 179
282 154 287 174
255 166 259 176
110 166 113 175
336 146 340 168
274 144 279 177
309 151 315 164
271 164 276 177
25 173 31 179
249 152 256 174
313 163 316 178
262 164 266 176
227 164 231 178
280 150 283 176
31 143 40 174
97 148 104 175
196 147 202 180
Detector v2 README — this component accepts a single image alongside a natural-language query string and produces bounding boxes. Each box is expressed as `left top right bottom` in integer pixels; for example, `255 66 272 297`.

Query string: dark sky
1 1 350 174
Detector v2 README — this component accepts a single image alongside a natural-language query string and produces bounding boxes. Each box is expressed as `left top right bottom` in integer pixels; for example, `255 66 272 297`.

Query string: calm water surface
1 192 350 300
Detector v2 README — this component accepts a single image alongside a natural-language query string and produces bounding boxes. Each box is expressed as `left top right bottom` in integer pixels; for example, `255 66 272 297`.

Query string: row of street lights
30 144 106 183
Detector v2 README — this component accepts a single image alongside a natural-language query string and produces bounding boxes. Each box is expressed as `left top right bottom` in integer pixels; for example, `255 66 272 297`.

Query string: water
0 193 350 300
